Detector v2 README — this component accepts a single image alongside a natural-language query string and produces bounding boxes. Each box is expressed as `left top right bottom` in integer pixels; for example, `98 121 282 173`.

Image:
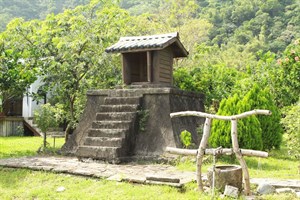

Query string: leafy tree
0 23 37 114
34 2 131 140
174 44 246 109
276 39 300 106
4 1 134 141
34 103 63 149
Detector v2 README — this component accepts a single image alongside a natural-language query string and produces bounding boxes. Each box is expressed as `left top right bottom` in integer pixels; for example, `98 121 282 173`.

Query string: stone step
104 97 141 105
92 121 132 129
96 112 136 121
76 146 123 160
99 105 139 112
84 137 123 147
88 129 127 138
110 90 143 97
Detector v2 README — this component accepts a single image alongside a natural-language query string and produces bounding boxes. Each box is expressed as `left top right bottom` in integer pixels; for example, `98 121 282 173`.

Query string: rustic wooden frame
169 109 272 195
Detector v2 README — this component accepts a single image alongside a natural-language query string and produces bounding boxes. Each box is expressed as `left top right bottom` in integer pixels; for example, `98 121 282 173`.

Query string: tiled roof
105 32 188 57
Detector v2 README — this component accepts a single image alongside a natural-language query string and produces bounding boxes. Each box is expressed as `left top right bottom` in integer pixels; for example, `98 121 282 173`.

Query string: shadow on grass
0 167 32 189
0 150 38 159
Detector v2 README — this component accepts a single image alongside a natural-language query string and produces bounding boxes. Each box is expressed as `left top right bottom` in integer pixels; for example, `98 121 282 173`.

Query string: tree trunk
65 123 71 142
65 99 75 142
43 132 47 149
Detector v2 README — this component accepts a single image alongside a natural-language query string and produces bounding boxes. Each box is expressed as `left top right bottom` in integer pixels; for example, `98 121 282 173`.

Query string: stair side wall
61 91 108 154
134 89 204 156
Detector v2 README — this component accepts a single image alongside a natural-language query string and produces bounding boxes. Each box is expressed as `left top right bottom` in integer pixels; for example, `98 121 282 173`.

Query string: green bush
209 94 263 150
281 100 300 158
180 130 192 148
209 85 282 150
242 85 282 150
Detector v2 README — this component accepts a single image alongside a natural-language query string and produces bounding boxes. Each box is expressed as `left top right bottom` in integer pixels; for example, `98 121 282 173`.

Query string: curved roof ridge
105 32 188 58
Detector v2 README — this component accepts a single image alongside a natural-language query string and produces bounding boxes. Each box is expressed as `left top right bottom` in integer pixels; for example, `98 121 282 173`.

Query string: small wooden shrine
63 32 204 163
105 32 188 86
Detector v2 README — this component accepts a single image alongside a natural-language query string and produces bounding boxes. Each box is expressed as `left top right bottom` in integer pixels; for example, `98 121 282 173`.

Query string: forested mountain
0 0 89 31
120 0 300 54
0 0 299 152
1 0 299 54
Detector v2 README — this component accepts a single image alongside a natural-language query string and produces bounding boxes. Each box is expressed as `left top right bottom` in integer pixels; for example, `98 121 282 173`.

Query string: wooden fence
0 117 24 136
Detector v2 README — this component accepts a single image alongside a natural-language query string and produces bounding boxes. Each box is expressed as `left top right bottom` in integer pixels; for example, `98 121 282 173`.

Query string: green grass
0 168 209 200
0 136 65 158
176 148 300 180
0 136 299 200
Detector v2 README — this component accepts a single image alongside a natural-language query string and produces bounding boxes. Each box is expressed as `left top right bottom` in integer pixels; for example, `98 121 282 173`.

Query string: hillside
0 0 89 31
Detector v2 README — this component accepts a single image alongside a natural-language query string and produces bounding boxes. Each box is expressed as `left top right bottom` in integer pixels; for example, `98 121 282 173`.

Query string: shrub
209 85 282 150
281 100 300 158
242 85 282 150
209 94 263 150
180 130 192 148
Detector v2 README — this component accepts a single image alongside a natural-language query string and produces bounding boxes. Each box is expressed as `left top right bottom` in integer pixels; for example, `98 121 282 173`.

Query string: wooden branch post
231 119 251 195
196 117 212 191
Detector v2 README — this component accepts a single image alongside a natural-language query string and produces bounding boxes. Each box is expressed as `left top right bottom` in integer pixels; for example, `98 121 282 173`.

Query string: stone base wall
62 87 205 158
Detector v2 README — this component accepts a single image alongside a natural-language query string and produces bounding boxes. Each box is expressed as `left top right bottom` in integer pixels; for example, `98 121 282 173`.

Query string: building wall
22 78 44 118
0 117 23 136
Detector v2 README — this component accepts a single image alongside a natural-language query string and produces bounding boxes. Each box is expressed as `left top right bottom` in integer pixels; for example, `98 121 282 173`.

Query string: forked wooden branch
165 147 268 158
170 109 271 120
169 109 271 195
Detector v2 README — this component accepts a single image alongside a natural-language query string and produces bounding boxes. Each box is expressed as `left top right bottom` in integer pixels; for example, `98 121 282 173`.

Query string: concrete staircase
24 118 43 136
24 118 65 137
76 96 141 162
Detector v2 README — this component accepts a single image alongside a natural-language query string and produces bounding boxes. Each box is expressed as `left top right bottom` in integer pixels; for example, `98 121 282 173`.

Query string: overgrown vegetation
137 109 149 133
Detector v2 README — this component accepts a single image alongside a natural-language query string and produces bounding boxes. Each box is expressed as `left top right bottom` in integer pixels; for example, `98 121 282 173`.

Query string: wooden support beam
165 147 268 158
170 110 271 121
196 117 212 191
121 54 131 85
231 119 251 195
147 51 152 82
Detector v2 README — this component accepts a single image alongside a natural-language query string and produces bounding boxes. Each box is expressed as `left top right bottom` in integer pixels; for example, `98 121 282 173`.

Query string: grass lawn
177 148 300 180
0 136 299 200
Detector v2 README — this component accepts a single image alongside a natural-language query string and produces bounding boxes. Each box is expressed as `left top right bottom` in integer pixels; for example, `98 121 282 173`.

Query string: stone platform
0 156 195 187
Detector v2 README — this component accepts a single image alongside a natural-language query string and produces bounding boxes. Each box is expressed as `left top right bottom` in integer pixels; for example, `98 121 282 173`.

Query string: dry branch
231 119 251 195
196 117 212 191
170 109 271 121
165 147 268 158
